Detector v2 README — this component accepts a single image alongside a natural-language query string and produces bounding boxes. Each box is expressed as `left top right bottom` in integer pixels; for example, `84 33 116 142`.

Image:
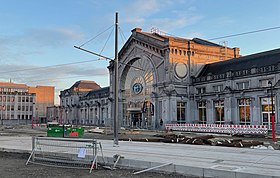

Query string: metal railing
26 137 103 173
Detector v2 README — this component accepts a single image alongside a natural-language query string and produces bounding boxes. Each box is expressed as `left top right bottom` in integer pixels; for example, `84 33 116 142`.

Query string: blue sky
0 0 280 104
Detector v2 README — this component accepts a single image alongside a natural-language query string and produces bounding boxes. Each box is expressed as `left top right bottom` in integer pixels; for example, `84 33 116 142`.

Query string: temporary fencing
26 137 104 173
165 124 268 135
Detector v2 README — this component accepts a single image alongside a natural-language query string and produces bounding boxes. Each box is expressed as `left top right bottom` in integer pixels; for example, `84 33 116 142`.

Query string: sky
0 0 280 104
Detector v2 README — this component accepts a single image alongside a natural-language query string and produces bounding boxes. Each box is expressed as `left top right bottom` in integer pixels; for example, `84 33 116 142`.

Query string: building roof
119 27 234 59
136 28 223 47
198 48 280 77
0 81 28 88
84 87 109 98
70 80 101 91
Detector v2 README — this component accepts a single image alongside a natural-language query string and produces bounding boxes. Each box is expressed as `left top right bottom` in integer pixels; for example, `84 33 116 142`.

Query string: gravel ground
0 151 196 178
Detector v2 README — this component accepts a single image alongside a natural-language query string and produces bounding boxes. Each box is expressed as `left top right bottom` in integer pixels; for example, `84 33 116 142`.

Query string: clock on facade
132 83 143 94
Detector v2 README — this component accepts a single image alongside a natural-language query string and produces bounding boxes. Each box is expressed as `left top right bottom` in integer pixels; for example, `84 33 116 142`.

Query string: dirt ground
0 151 195 178
0 125 279 178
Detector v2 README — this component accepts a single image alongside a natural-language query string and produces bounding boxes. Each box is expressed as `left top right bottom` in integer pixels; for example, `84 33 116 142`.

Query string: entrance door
131 112 142 127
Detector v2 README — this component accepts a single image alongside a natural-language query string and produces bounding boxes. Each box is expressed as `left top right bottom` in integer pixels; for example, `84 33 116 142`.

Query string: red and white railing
165 124 268 135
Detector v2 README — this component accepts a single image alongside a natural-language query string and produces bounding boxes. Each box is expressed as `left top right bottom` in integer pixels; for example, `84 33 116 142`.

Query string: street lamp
268 81 276 142
1 105 3 125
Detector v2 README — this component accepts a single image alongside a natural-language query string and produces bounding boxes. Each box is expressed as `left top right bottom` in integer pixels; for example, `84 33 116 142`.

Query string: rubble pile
160 134 264 148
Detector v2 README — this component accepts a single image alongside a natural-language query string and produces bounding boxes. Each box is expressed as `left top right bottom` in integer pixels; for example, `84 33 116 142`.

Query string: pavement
0 136 280 178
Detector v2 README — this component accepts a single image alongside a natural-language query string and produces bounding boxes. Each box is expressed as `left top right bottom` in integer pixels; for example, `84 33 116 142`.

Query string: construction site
1 124 280 178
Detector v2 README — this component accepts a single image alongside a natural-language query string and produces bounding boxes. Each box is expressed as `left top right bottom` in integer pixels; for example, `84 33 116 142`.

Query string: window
237 81 249 90
261 97 276 128
198 101 207 124
214 100 224 124
213 85 223 92
177 102 185 124
259 79 271 87
239 99 250 125
197 87 206 94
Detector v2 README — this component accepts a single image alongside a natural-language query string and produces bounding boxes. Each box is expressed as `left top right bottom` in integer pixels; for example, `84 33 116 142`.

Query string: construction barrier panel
165 124 268 135
26 137 100 173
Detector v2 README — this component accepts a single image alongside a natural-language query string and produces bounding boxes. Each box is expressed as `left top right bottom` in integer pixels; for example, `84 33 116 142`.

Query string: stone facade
110 28 240 130
58 28 280 133
59 80 111 125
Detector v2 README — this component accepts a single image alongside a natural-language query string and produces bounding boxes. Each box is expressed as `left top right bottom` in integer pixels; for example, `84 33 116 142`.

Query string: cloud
125 0 161 17
21 27 84 47
122 0 202 33
147 15 203 33
0 62 108 88
0 27 85 64
123 0 173 24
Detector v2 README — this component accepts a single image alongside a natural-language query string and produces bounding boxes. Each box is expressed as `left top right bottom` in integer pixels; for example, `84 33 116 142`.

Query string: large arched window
122 58 154 100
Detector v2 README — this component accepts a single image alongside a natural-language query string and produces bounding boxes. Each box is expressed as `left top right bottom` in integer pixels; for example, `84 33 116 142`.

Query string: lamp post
268 81 276 142
1 105 3 125
31 104 34 129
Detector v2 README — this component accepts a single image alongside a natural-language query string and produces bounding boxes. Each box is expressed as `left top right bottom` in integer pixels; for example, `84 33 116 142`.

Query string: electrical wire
161 26 280 49
24 72 109 83
2 25 279 83
209 26 280 40
119 27 127 44
0 59 102 74
78 24 114 48
99 27 114 56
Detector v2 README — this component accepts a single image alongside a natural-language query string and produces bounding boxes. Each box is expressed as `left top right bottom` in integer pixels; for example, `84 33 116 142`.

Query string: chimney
233 47 240 58
131 28 142 34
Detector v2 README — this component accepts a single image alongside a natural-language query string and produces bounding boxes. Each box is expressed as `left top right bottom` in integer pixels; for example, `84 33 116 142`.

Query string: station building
59 28 280 132
59 80 110 125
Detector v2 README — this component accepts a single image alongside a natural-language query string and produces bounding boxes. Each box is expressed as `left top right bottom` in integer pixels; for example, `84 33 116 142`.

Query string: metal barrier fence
26 137 102 173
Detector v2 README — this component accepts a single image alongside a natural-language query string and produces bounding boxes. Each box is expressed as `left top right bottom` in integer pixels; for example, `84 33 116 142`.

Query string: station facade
59 28 280 132
110 28 280 132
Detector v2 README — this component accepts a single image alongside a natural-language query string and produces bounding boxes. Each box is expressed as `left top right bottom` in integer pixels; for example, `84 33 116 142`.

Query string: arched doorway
120 57 155 128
